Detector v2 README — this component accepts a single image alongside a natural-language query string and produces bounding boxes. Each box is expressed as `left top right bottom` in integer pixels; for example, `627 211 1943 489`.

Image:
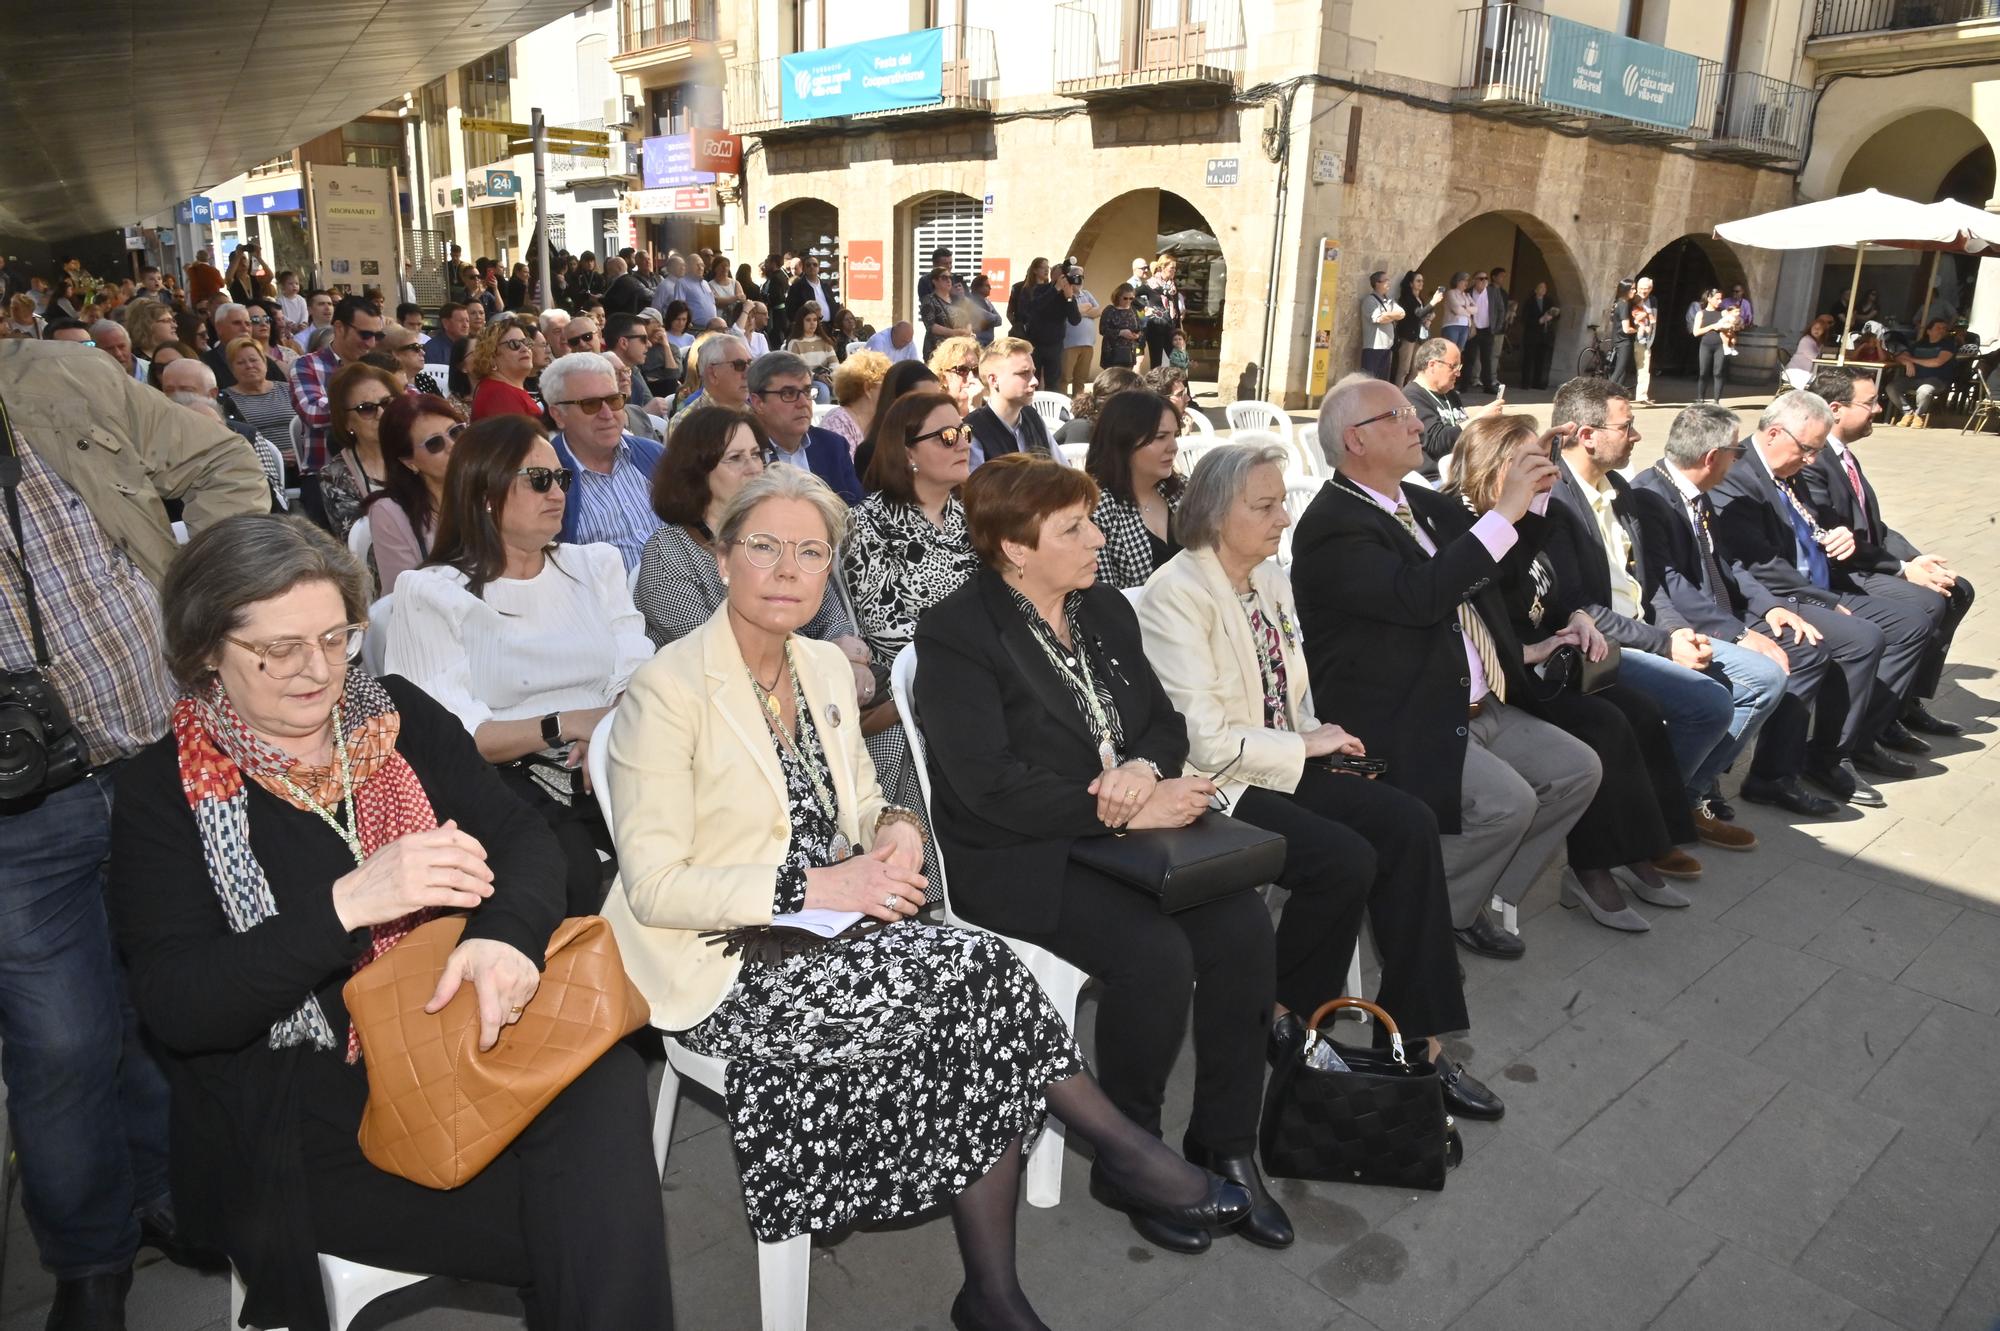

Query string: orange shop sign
846 241 884 302
983 257 1010 294
689 129 742 174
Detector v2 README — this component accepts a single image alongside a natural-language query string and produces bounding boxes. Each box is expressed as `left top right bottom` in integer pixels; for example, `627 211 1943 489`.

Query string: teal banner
781 28 944 124
1541 17 1699 131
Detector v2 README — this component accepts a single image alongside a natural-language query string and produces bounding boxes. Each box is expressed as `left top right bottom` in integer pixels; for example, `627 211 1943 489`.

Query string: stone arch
891 188 986 332
1064 189 1229 379
1630 233 1751 375
1410 208 1589 388
766 196 839 274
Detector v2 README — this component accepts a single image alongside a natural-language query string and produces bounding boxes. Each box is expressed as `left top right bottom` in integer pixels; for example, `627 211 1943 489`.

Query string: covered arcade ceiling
0 0 579 241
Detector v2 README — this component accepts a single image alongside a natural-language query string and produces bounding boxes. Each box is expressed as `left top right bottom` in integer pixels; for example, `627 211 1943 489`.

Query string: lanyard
747 642 851 859
1027 609 1120 769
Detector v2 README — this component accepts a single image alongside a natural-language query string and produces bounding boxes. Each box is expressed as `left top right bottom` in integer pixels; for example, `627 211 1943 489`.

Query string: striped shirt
0 442 172 765
567 437 660 571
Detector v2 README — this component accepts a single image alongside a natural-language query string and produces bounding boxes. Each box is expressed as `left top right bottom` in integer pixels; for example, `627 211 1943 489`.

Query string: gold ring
507 1007 523 1020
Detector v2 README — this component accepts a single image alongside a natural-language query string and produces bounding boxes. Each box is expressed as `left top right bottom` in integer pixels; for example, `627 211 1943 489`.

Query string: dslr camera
0 668 88 803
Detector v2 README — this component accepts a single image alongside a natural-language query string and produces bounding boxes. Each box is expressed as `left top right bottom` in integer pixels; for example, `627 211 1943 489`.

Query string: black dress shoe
1739 775 1841 818
1183 1136 1294 1249
1877 719 1933 755
1853 743 1918 779
138 1201 227 1274
1267 1010 1307 1071
1452 913 1525 960
1434 1055 1505 1121
1802 758 1857 801
1088 1160 1249 1255
45 1271 130 1331
1903 702 1966 737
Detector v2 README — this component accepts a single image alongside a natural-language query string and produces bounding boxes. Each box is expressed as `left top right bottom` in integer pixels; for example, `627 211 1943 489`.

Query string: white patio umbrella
1713 188 1988 363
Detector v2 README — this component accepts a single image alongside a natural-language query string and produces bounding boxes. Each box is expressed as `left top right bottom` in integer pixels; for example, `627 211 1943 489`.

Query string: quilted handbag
1258 997 1462 1192
344 914 650 1190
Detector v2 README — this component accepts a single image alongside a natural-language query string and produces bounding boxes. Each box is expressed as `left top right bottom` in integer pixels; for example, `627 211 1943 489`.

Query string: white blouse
385 542 655 735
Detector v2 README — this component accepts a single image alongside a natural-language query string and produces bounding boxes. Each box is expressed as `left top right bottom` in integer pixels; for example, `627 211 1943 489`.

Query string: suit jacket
1799 441 1920 578
600 273 649 317
912 569 1190 937
548 430 666 545
1546 463 1674 655
1520 293 1556 342
1710 446 1840 609
784 277 834 336
602 613 884 1030
1628 464 1781 641
773 425 863 506
1134 547 1320 809
964 402 1054 461
1290 477 1536 832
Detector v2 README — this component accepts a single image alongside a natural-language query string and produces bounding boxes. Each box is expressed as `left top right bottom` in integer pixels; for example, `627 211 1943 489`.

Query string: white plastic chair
1171 438 1215 478
1225 400 1290 436
1279 478 1322 568
845 341 867 358
891 646 1085 1209
361 595 393 677
251 434 285 490
288 415 307 466
1184 407 1216 437
1030 390 1073 435
587 714 815 1328
230 1255 426 1331
811 402 833 425
1058 441 1090 469
1293 422 1333 477
346 516 372 570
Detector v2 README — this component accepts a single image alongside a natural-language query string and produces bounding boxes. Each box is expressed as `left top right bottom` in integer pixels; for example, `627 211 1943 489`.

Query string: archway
1067 190 1227 380
1633 235 1750 376
768 197 840 302
1832 110 1997 327
887 190 985 332
1411 210 1585 389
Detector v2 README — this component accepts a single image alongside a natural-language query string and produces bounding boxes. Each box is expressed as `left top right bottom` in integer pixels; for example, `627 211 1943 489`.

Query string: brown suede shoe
1651 849 1705 880
1693 806 1758 851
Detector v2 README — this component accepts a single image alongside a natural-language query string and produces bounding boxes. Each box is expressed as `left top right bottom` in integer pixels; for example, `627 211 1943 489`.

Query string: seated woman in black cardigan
913 453 1283 1255
108 514 671 1331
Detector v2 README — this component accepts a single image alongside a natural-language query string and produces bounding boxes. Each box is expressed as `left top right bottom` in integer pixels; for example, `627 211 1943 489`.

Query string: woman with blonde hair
5 293 38 337
467 315 543 421
928 334 984 419
821 348 891 455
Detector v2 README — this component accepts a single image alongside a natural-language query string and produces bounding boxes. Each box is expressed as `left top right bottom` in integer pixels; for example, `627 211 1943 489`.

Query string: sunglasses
419 422 466 455
948 365 978 379
756 385 813 403
913 424 968 448
516 466 575 494
565 333 598 347
497 338 530 352
346 327 386 343
722 358 753 374
555 393 627 415
349 399 391 417
248 315 270 325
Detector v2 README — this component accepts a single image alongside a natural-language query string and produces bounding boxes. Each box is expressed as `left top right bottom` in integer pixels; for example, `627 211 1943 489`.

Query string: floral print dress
677 700 1086 1241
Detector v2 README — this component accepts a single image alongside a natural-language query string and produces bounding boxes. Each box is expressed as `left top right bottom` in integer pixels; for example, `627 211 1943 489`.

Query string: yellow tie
1394 500 1508 703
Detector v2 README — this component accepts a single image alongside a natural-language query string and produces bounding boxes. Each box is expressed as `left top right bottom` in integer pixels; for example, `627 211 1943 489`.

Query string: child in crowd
1168 329 1191 371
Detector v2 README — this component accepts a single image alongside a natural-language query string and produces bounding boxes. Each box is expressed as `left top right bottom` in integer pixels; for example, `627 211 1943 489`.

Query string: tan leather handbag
343 914 651 1190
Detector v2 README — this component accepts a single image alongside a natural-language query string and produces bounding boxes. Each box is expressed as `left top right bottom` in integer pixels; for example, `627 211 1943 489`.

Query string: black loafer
1853 744 1918 779
1088 1160 1249 1255
1435 1055 1505 1121
1739 775 1841 818
1267 1010 1308 1071
1802 758 1857 802
1877 719 1933 755
1183 1136 1294 1249
45 1271 131 1331
1453 912 1525 960
1903 702 1966 737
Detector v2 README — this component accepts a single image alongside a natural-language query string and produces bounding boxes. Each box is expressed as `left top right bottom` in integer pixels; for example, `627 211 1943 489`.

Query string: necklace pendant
829 831 853 862
1098 739 1117 771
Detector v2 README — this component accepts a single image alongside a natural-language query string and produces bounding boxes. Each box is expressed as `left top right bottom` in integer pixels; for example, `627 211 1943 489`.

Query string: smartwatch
541 712 564 746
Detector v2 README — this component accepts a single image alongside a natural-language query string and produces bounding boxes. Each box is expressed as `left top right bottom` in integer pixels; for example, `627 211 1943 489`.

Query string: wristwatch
541 712 564 746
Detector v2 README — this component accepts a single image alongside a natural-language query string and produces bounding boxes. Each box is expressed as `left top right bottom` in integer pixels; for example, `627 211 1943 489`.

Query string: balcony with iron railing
1454 4 1717 146
1811 0 2000 37
616 0 717 64
728 26 998 136
1701 69 1814 165
247 153 296 178
1052 0 1244 98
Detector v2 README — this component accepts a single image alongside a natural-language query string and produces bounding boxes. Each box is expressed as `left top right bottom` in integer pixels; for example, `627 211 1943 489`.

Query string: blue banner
243 188 303 216
780 28 943 123
180 196 212 225
641 135 717 190
211 199 237 221
1541 18 1699 132
485 170 520 200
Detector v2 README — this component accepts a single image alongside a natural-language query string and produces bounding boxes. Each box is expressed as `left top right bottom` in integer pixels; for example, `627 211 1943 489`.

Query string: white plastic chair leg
756 1233 811 1331
1345 943 1364 1000
651 1055 682 1179
322 1257 426 1331
1023 949 1085 1208
230 1266 250 1327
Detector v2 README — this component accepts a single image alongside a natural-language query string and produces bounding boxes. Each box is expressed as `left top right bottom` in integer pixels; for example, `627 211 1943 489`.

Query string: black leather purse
1069 812 1286 913
1260 998 1463 1191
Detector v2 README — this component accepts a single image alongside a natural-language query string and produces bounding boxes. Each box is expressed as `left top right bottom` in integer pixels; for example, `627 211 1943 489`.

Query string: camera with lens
0 667 88 804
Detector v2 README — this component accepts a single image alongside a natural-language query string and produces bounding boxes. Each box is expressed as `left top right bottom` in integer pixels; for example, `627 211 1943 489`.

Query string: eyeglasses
346 326 386 343
721 358 753 374
565 333 597 347
497 338 530 353
717 449 766 472
1775 425 1823 456
734 533 834 574
516 466 575 493
554 393 627 415
224 624 365 679
1712 442 1749 457
756 384 814 404
1203 740 1248 813
913 424 968 448
419 422 465 455
349 399 391 417
248 315 269 325
1353 405 1418 428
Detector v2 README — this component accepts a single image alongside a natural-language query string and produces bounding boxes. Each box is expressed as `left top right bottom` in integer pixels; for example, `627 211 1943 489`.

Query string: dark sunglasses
913 424 967 447
346 326 386 343
418 422 466 455
555 393 627 415
947 365 978 379
497 337 530 352
349 399 391 417
247 314 270 325
565 333 597 347
722 357 753 374
516 466 575 493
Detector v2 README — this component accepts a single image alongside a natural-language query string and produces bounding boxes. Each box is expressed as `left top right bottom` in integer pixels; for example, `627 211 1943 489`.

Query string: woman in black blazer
913 454 1285 1256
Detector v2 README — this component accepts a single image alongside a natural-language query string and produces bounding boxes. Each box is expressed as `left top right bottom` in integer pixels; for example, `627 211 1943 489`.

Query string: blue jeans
1616 648 1734 803
0 772 171 1277
1698 638 1788 795
1443 325 1470 349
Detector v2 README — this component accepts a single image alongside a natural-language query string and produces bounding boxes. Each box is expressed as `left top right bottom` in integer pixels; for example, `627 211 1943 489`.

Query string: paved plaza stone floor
6 375 2000 1330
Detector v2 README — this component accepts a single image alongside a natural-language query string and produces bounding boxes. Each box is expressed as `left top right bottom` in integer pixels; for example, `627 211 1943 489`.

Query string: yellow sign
460 117 532 137
1307 238 1342 400
461 117 611 145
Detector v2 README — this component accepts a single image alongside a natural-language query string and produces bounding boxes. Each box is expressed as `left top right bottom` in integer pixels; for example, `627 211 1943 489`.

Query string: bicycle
1576 323 1614 378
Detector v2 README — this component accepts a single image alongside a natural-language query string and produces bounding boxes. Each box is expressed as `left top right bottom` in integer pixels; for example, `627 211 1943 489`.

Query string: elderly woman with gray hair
107 514 671 1331
1132 443 1495 1124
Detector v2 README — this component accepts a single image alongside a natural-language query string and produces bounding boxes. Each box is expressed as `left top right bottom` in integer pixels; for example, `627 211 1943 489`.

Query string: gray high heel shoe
1561 870 1651 932
1618 867 1692 909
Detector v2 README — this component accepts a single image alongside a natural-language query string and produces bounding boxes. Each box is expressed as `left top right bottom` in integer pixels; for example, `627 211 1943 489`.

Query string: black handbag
1260 998 1463 1192
1069 811 1286 913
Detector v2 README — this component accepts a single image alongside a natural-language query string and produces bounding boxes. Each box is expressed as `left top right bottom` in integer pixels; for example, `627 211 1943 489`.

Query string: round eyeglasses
734 533 833 574
224 624 365 680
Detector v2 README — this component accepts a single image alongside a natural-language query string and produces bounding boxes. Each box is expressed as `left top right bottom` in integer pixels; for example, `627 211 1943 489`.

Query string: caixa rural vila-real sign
1541 17 1698 132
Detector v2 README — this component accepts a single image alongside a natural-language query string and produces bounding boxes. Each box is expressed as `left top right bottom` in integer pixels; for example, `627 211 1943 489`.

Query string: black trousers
1031 341 1064 393
1143 319 1174 370
1464 328 1497 388
1519 335 1550 389
1607 337 1634 391
1747 625 1836 779
304 1045 671 1330
1023 862 1274 1156
1234 771 1467 1040
1698 339 1727 402
1780 600 1890 763
1361 346 1393 381
497 765 614 915
1526 686 1675 870
1847 569 1974 699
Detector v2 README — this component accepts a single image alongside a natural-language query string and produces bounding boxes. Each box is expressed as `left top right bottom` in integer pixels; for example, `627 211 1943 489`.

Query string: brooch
1279 608 1299 648
827 703 842 727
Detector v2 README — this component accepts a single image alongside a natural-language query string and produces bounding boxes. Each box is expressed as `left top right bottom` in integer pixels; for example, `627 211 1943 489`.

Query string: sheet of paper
771 908 865 938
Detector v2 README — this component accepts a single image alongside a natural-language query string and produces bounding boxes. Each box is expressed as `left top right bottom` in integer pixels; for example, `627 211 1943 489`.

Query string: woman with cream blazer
1135 543 1472 1050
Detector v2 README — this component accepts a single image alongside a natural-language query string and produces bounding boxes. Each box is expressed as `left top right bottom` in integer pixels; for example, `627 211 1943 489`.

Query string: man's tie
1840 450 1872 544
1392 500 1509 702
1777 479 1832 589
1691 493 1736 614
